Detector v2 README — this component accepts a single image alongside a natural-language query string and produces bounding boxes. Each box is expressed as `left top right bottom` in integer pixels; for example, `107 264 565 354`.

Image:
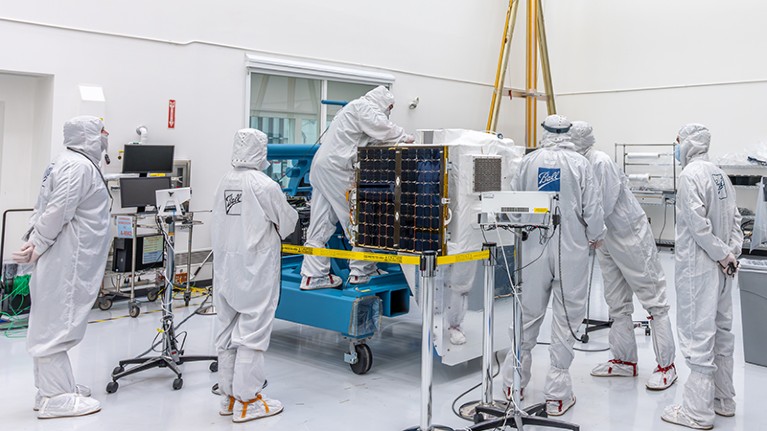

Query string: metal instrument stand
404 251 452 431
466 228 579 431
459 243 508 420
106 213 217 393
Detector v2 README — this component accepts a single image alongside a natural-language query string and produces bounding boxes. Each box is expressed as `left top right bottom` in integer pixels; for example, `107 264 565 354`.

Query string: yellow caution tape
436 250 490 265
281 244 489 266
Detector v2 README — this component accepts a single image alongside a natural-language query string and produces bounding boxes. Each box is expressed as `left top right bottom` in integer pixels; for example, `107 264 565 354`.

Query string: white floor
2 250 767 431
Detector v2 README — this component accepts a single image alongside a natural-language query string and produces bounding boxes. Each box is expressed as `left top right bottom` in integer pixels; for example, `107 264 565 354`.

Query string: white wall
0 0 764 251
0 1 515 251
543 0 767 157
0 72 52 260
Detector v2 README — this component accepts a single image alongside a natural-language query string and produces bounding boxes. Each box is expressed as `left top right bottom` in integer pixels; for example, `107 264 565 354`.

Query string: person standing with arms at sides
662 124 742 430
212 128 298 423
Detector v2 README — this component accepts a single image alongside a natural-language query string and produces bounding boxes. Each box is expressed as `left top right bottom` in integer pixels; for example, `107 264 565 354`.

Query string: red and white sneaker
646 363 677 390
503 386 524 401
590 359 637 377
300 274 342 290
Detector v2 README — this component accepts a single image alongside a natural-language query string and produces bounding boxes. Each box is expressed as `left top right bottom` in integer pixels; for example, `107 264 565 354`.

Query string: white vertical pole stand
405 251 452 431
106 214 218 394
465 229 580 431
459 243 507 421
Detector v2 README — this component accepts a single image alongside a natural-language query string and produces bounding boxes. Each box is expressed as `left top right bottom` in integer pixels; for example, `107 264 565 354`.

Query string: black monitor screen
119 177 172 209
122 145 175 173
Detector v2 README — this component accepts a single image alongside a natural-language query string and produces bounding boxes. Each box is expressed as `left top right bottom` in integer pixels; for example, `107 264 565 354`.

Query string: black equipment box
112 234 165 273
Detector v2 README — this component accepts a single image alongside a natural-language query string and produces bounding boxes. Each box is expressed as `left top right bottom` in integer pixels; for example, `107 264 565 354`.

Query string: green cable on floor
1 274 31 337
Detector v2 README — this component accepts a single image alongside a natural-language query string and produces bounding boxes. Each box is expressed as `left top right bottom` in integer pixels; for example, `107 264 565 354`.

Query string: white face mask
100 132 110 164
384 106 392 119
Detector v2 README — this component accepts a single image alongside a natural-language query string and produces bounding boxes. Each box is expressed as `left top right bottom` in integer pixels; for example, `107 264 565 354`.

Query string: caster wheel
106 381 119 393
129 304 140 318
473 412 484 424
146 289 159 302
173 378 183 390
98 297 113 311
349 344 373 375
645 328 651 336
209 361 218 372
183 292 191 306
581 334 590 344
112 366 125 376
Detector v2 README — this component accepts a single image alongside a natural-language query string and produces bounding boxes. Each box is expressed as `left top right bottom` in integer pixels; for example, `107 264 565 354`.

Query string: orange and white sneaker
646 363 677 390
232 393 284 423
219 395 235 416
546 395 576 416
590 359 637 377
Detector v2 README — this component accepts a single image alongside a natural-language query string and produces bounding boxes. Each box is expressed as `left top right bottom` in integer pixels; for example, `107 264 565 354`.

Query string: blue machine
267 143 412 375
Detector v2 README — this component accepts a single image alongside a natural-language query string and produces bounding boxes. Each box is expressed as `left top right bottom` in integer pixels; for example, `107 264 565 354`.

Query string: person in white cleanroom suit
211 129 298 423
12 116 111 418
569 121 677 390
661 124 742 430
500 115 605 416
300 85 414 290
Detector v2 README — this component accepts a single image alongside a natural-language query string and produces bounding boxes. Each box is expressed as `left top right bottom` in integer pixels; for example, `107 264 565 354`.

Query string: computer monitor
122 145 175 174
119 177 172 209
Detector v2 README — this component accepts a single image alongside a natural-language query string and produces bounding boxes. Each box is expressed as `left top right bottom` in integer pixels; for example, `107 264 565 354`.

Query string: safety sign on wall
168 99 176 129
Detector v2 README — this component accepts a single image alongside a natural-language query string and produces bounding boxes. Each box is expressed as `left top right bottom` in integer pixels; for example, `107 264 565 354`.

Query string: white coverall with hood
301 85 413 281
500 127 606 405
24 116 111 417
569 121 676 387
662 124 742 429
212 129 298 405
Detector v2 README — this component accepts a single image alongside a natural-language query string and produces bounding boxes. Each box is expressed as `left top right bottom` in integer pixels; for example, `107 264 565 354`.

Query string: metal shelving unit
719 164 767 255
615 143 678 246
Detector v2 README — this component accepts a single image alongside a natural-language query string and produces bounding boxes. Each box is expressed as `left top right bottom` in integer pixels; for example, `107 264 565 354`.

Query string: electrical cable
451 352 506 419
555 205 589 343
658 201 668 244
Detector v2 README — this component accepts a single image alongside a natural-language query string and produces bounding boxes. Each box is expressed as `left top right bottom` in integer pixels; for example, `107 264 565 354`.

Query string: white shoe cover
300 274 342 290
448 327 466 345
546 395 576 416
348 275 370 285
503 386 524 401
219 395 235 416
661 405 713 430
646 363 678 390
714 398 735 417
34 384 91 411
232 393 283 423
37 394 100 419
590 359 637 377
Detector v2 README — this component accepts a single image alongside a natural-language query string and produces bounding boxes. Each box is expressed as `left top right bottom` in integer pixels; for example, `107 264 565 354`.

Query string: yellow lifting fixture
486 0 557 148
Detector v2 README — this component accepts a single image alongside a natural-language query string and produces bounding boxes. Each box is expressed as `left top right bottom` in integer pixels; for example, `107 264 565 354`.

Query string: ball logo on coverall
712 174 728 200
224 190 243 215
537 168 561 192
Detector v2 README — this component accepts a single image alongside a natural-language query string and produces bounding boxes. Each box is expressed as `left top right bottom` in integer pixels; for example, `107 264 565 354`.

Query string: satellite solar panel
354 145 447 254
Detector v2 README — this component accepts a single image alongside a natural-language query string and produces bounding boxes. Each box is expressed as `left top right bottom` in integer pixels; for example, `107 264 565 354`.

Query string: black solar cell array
356 146 445 254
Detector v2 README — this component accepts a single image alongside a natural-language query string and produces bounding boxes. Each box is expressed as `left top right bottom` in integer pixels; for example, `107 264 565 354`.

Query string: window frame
244 54 396 134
